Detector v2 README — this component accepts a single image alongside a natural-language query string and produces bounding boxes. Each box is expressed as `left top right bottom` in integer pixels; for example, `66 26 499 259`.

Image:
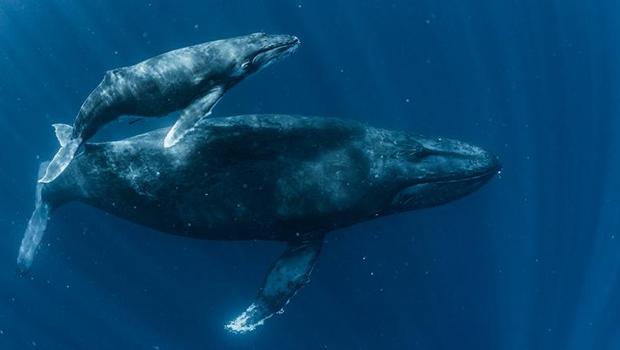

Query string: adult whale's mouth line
424 166 502 185
394 162 501 208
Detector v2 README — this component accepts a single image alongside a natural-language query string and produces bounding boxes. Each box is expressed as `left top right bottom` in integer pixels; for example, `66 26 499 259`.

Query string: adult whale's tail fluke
225 238 323 333
38 124 81 184
17 161 53 274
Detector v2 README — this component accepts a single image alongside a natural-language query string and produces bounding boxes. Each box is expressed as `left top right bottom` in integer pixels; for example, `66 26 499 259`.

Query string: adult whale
39 33 300 184
19 115 500 333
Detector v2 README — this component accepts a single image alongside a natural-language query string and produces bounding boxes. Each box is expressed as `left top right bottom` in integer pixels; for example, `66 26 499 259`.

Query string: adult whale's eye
242 61 251 70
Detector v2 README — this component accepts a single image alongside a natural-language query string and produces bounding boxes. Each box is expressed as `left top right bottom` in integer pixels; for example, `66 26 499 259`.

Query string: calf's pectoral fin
225 237 324 333
163 86 224 148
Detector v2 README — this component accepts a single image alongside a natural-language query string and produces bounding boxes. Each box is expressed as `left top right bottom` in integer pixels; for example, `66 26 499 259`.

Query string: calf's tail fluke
17 161 52 274
38 124 80 184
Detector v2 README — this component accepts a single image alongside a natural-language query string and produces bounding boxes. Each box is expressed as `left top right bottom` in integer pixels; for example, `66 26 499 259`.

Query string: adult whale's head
366 133 501 215
206 32 300 85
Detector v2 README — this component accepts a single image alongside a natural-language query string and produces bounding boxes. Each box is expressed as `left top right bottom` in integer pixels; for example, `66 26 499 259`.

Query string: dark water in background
0 1 618 349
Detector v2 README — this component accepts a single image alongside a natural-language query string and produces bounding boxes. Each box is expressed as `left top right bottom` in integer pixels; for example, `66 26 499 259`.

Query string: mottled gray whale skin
19 115 500 333
39 33 300 183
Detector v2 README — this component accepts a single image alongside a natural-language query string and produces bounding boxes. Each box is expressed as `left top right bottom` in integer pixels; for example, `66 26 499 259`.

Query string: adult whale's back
47 115 366 241
20 114 500 332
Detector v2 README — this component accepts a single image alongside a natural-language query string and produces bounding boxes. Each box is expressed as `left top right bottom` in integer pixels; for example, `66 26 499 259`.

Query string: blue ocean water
0 0 618 349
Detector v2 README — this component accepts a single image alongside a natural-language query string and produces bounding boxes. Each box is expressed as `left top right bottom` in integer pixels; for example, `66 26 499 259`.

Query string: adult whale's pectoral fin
163 86 224 148
225 237 324 333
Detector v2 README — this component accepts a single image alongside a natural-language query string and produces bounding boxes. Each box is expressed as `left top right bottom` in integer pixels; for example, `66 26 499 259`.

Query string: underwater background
0 0 618 349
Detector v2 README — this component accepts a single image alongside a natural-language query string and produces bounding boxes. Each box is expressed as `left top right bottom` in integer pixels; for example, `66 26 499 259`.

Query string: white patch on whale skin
225 303 273 334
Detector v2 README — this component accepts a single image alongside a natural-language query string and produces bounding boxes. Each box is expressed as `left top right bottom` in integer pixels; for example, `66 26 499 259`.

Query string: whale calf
19 115 500 332
39 33 300 184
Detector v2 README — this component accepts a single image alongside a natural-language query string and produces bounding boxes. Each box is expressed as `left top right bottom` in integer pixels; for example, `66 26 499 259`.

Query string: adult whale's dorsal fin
225 236 324 333
163 86 225 148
